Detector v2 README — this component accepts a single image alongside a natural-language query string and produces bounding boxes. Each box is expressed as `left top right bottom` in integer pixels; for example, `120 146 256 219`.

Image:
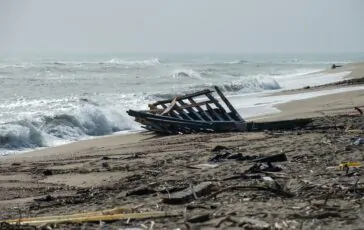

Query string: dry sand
1 62 364 230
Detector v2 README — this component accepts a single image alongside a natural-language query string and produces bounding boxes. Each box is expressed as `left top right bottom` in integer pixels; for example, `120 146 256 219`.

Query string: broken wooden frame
127 86 246 134
127 86 314 134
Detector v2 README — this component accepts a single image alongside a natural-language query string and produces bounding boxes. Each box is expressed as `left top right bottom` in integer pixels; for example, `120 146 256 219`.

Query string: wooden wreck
127 86 313 134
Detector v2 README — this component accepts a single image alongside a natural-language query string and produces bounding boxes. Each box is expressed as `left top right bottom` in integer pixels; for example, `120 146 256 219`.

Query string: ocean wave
223 60 248 65
171 69 203 79
221 76 281 92
102 58 161 66
150 75 282 100
0 103 138 151
187 76 281 93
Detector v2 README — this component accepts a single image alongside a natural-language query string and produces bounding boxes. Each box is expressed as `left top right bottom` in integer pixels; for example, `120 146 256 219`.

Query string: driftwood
2 211 179 225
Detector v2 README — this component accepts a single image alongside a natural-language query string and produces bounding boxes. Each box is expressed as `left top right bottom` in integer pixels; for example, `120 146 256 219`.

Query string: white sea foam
104 58 160 66
171 69 203 79
277 71 351 89
218 76 281 93
233 86 364 118
0 101 140 154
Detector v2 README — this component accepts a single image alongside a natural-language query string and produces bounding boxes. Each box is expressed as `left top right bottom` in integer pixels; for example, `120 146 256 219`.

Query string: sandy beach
1 63 364 229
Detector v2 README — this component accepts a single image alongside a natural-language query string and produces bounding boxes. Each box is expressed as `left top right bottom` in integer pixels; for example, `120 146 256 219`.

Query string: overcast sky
1 0 363 54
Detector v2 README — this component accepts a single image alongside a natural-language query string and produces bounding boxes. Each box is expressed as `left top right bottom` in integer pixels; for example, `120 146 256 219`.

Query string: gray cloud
0 0 363 54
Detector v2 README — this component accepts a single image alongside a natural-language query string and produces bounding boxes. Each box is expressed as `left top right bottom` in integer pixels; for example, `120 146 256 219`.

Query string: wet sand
1 63 364 229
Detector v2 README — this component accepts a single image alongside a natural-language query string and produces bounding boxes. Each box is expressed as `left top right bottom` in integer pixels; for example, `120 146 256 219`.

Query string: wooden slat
161 97 177 115
188 98 213 121
149 100 214 113
177 100 205 121
160 103 182 119
172 104 194 120
151 89 213 106
214 86 244 121
149 101 213 112
205 93 233 121
206 103 223 121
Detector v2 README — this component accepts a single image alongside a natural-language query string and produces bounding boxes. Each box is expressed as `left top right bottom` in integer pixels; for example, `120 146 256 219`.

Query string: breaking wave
171 69 203 79
219 76 281 92
187 76 281 94
151 75 281 100
102 58 161 66
0 103 138 151
223 60 248 65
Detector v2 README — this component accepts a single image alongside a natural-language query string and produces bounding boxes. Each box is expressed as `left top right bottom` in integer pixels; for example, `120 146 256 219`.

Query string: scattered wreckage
127 86 313 134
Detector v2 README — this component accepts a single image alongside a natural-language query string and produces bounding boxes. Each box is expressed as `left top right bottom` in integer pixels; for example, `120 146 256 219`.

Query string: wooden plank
188 98 213 121
214 86 244 121
245 118 313 131
205 93 233 121
206 103 223 121
177 100 205 121
128 110 212 124
161 97 177 115
160 102 181 119
151 89 213 106
162 102 193 120
172 106 194 120
144 118 212 133
148 100 214 113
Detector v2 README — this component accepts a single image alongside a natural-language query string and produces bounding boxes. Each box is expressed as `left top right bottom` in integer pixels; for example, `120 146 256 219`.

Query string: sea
1 53 364 155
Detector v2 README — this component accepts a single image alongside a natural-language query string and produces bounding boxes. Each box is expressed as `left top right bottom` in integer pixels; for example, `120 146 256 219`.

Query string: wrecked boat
127 86 246 134
127 86 313 134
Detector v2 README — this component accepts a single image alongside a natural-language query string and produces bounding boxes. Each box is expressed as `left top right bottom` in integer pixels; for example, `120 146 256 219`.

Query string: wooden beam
149 100 214 113
177 100 205 121
205 93 233 121
151 89 213 106
188 98 213 121
161 97 177 115
206 103 223 121
171 103 194 120
160 102 182 119
214 86 244 121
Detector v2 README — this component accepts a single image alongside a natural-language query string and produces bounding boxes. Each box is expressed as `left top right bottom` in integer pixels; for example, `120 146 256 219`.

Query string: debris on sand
162 182 214 204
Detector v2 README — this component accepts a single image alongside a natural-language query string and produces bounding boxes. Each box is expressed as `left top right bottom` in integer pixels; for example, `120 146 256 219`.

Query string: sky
0 0 363 54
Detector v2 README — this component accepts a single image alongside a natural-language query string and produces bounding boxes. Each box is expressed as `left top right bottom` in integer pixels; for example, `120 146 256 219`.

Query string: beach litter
352 137 364 145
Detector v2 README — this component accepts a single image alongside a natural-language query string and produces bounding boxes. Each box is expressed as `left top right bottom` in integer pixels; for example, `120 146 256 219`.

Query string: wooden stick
2 207 129 223
161 97 177 115
159 102 181 118
3 211 180 225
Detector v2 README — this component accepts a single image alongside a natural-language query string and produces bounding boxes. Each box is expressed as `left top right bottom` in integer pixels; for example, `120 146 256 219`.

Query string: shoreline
2 62 364 157
1 62 364 229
